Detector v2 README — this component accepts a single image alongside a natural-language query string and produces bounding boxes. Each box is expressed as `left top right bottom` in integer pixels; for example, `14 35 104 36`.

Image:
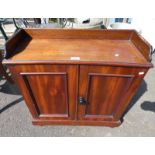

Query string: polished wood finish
78 65 148 122
4 29 153 67
130 30 152 61
9 39 148 64
9 64 78 120
3 29 153 127
23 73 69 118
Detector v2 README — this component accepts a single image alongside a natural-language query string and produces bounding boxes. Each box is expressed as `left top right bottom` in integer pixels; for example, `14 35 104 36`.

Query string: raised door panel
11 65 77 120
78 65 140 121
22 73 69 118
85 73 134 117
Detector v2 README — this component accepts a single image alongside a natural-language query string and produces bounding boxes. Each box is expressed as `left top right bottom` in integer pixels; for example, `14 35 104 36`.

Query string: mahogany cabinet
3 29 153 127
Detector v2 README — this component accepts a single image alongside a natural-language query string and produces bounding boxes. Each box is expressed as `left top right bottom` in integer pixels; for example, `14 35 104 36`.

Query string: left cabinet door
9 65 78 122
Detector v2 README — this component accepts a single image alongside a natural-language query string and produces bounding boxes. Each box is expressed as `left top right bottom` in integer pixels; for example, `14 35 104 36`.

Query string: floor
0 54 155 137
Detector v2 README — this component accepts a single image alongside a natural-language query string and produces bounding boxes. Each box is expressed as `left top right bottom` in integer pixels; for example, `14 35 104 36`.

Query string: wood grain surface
9 65 78 120
9 39 148 65
4 29 153 127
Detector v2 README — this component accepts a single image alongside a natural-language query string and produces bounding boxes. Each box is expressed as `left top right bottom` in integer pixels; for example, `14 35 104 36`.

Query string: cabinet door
11 65 78 121
78 65 146 121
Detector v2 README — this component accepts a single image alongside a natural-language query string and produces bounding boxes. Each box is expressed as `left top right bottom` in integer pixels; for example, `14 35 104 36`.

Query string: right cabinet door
78 65 147 122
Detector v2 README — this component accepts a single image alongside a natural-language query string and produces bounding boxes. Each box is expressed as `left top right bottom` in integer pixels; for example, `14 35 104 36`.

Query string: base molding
32 119 121 127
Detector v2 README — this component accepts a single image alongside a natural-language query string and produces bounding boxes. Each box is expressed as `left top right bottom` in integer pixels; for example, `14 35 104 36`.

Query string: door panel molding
21 72 69 119
81 72 135 121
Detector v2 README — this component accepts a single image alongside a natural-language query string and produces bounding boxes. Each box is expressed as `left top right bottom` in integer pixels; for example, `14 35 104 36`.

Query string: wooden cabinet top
3 29 153 67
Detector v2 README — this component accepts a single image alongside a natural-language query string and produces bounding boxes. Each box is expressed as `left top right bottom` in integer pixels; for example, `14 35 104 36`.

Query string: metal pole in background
0 22 8 41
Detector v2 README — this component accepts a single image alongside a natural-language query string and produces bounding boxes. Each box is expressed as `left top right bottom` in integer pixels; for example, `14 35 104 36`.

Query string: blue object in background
115 18 123 22
108 18 132 25
127 18 132 23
